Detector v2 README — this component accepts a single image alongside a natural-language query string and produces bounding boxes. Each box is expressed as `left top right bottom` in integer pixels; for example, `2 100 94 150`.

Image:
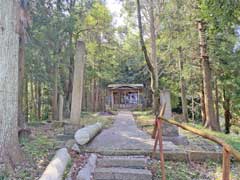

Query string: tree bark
18 33 26 128
24 77 29 122
0 0 23 170
178 47 188 121
37 82 42 120
223 88 231 134
200 80 206 125
215 78 220 126
66 33 74 117
197 21 220 131
149 0 160 115
52 64 58 120
191 95 195 122
92 78 96 112
137 0 160 116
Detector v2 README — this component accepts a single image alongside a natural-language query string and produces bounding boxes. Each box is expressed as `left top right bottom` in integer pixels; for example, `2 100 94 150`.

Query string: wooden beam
158 116 240 161
222 148 230 180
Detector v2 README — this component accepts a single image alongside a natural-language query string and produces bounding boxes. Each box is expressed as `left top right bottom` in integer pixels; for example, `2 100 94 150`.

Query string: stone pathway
94 155 152 180
88 111 177 151
86 111 178 180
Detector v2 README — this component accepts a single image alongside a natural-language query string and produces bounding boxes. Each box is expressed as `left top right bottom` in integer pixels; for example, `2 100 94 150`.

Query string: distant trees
19 0 119 123
134 0 240 132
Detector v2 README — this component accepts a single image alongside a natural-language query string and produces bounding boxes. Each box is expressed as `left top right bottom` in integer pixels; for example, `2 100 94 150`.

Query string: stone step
97 156 147 169
94 167 152 180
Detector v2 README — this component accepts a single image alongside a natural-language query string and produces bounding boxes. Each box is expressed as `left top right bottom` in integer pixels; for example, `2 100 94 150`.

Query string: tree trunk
30 76 35 120
18 33 26 128
178 47 188 121
200 78 206 125
149 0 160 116
223 89 231 134
52 64 58 120
215 78 220 126
0 0 23 170
92 79 96 112
24 77 29 122
137 0 160 116
66 33 74 117
197 21 220 131
191 95 195 122
37 82 42 120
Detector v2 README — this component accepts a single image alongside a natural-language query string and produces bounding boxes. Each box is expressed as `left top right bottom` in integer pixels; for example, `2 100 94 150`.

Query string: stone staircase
93 156 152 180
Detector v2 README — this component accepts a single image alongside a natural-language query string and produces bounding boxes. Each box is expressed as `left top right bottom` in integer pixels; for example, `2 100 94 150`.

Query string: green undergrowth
81 112 114 128
20 135 57 161
133 110 156 134
187 123 240 152
152 161 240 180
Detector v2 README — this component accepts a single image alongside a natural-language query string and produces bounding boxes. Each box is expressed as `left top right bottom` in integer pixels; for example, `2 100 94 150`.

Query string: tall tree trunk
18 33 26 128
137 0 160 116
30 77 35 120
197 21 220 131
149 0 160 115
92 79 96 112
37 82 42 120
0 0 23 170
24 77 29 122
200 72 206 125
66 33 74 117
191 95 195 122
52 64 58 120
178 47 188 121
223 88 231 134
215 78 220 126
95 81 99 112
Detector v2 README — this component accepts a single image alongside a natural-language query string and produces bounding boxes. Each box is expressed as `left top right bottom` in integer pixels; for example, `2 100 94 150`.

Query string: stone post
58 95 63 121
160 90 179 137
160 90 188 145
70 41 86 125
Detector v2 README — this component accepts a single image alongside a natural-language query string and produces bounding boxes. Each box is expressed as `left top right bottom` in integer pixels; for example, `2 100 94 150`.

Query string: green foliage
20 135 57 161
189 123 240 151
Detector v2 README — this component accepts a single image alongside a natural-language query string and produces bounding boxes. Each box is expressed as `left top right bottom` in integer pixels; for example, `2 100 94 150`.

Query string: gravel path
88 111 177 151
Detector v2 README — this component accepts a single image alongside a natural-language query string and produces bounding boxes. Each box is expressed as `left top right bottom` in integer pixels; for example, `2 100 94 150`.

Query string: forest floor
133 110 240 180
3 110 240 180
2 112 114 180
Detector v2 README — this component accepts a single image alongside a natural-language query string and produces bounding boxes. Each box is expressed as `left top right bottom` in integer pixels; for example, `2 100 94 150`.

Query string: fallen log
39 148 71 180
75 122 103 145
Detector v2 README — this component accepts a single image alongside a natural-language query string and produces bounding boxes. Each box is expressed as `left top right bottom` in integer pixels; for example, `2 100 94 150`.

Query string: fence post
158 118 166 180
222 148 230 180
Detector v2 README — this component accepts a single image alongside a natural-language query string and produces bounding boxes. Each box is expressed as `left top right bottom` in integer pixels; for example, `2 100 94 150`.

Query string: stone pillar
160 90 179 137
70 41 86 125
59 95 63 121
160 90 188 145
